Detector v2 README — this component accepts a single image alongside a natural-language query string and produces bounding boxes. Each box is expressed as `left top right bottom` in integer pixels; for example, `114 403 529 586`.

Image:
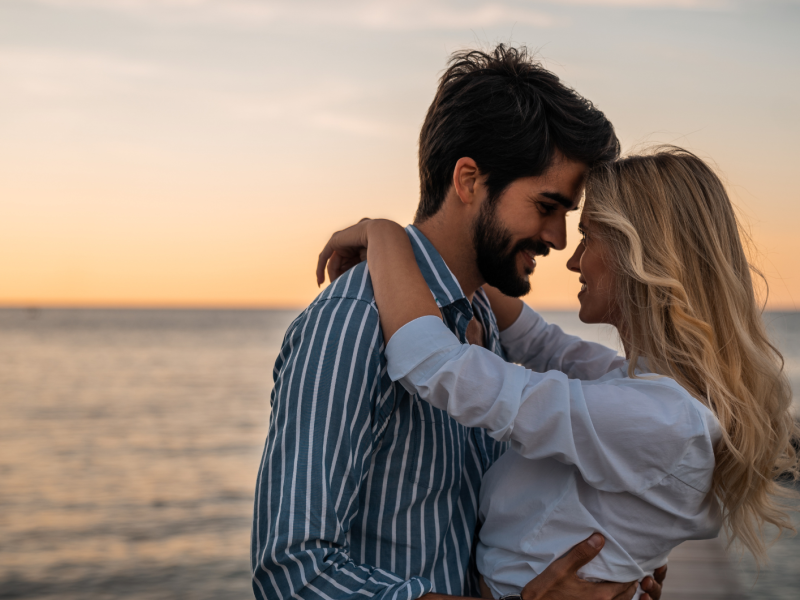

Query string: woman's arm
484 285 623 378
500 303 625 379
316 219 440 341
385 318 708 495
482 284 524 331
316 219 622 378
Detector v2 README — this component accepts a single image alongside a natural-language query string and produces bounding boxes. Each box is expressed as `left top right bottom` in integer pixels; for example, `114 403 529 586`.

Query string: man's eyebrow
540 192 578 209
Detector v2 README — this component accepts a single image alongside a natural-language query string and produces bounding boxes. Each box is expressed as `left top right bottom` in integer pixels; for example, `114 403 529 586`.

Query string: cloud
309 112 411 140
30 0 738 21
352 2 555 30
30 0 556 30
206 81 414 140
0 48 162 100
557 0 729 6
559 0 733 7
0 45 413 141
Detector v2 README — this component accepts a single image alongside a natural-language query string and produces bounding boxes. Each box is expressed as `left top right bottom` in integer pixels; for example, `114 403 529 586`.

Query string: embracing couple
251 45 798 600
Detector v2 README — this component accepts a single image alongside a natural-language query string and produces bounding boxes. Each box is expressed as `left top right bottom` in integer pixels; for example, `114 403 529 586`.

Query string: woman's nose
566 243 583 273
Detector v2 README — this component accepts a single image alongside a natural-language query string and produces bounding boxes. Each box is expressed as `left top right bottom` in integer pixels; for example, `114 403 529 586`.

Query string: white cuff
385 316 460 382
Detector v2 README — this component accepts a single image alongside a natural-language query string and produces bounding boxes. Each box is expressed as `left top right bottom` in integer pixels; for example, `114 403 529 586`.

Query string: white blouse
384 305 722 598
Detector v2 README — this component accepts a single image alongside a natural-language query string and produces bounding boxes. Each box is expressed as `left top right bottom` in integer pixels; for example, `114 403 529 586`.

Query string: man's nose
541 217 568 251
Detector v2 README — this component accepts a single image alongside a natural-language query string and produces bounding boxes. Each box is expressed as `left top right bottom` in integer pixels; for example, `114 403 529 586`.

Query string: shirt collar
405 225 503 353
405 225 467 310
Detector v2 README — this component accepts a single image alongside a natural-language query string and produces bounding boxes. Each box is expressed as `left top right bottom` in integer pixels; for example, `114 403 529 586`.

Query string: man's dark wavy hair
416 45 620 222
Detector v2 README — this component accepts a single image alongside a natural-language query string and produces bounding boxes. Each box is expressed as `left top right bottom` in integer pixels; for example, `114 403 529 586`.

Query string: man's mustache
513 238 550 258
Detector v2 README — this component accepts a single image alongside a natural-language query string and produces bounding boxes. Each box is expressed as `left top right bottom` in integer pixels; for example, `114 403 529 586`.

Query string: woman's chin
577 305 599 325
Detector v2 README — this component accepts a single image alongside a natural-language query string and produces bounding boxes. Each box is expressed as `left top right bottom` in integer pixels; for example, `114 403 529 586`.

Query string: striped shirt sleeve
251 296 433 600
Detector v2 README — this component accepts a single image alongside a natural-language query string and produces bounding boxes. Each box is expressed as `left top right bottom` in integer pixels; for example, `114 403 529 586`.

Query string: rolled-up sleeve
252 299 432 600
386 316 704 495
500 303 624 379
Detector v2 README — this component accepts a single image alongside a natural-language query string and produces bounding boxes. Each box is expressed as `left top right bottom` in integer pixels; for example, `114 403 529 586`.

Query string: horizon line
2 302 799 313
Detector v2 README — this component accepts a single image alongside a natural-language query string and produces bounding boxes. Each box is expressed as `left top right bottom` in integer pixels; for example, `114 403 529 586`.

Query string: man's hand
520 533 664 600
423 534 666 600
640 564 666 600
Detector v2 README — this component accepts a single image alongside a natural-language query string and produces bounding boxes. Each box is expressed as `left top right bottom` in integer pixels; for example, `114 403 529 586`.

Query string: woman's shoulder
592 361 715 416
628 372 721 495
580 367 721 476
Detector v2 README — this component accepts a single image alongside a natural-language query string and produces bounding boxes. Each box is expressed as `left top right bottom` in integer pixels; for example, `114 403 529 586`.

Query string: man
252 45 665 600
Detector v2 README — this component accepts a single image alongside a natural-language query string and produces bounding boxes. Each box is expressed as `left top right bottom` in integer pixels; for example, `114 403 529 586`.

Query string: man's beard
473 201 550 298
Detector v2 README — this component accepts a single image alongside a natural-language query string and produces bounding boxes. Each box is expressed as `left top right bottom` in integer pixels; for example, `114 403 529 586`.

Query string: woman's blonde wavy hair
583 146 799 562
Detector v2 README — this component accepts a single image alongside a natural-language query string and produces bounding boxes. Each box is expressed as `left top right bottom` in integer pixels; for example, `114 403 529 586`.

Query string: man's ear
452 157 482 206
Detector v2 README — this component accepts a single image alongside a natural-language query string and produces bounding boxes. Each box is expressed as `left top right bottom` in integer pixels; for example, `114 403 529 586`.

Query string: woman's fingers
317 219 401 286
318 244 366 286
316 220 373 286
316 240 337 286
327 250 346 283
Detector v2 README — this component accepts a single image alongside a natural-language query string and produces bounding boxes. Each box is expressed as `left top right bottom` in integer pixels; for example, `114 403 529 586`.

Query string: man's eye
537 202 557 215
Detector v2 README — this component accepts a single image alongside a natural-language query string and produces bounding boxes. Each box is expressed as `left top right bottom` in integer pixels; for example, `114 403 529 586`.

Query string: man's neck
414 218 484 302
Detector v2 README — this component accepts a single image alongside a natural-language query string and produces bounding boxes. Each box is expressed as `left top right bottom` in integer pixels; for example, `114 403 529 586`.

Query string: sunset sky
2 0 798 309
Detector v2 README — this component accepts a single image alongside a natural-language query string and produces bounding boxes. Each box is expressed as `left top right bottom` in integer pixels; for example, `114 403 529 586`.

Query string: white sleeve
386 316 706 495
500 303 624 379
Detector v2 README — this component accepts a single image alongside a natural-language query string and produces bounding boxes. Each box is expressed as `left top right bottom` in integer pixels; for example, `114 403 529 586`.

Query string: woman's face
566 217 620 327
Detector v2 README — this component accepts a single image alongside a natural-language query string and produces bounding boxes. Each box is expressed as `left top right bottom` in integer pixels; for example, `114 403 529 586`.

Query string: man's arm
516 534 664 600
251 295 433 599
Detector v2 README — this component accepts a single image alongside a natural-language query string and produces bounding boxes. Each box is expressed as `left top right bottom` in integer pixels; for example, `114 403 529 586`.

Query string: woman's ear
452 157 482 206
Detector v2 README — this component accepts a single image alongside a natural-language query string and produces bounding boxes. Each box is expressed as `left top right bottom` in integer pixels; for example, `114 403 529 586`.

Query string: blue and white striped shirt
251 226 508 599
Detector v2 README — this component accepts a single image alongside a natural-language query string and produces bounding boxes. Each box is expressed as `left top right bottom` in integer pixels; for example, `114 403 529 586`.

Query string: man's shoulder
274 264 391 411
315 261 377 306
285 263 380 341
306 261 378 317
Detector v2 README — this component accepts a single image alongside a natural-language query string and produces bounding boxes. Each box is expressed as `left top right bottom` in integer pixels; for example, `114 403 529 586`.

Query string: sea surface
1 308 798 599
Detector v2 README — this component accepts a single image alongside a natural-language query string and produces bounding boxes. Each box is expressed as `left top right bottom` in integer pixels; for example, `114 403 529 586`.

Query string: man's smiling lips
520 249 538 273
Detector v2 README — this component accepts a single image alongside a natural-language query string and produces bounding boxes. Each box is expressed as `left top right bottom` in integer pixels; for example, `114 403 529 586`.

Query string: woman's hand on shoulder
316 218 405 286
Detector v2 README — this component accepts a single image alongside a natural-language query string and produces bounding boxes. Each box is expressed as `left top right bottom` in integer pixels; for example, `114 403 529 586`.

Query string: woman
317 147 799 598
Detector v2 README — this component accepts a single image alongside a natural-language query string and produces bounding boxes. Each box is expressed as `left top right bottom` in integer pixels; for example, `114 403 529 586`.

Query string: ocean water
0 308 798 599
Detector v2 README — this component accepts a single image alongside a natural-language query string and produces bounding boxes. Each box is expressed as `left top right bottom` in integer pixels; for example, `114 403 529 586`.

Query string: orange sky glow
2 0 798 310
